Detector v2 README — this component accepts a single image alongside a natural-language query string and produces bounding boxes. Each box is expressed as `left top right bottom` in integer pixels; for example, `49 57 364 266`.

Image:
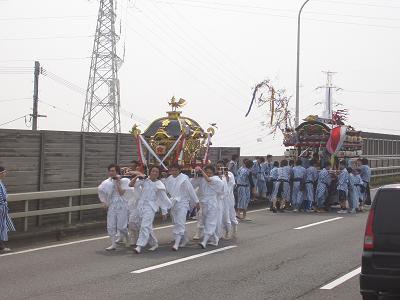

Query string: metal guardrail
7 166 400 232
371 166 400 179
8 187 99 232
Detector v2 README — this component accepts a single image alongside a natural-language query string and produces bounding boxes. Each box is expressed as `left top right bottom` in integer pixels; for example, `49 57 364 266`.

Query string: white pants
227 197 238 226
215 199 224 238
221 197 235 234
201 201 219 237
171 201 189 239
107 208 128 240
130 206 158 248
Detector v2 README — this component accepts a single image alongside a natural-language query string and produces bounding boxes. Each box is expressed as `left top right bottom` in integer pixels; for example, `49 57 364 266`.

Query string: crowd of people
98 162 238 253
227 154 372 214
0 154 372 254
97 154 372 253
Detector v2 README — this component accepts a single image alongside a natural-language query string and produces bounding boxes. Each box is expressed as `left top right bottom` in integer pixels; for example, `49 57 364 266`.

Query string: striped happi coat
236 167 251 210
0 180 16 241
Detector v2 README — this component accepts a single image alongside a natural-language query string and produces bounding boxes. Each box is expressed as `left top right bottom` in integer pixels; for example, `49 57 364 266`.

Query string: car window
375 189 400 234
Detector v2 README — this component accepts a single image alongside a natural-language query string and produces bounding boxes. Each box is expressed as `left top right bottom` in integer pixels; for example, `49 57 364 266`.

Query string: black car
360 184 400 300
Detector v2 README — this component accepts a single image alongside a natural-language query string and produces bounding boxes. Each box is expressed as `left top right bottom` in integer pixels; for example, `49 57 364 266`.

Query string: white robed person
164 164 200 251
98 164 133 251
129 166 172 254
216 161 238 239
191 165 224 249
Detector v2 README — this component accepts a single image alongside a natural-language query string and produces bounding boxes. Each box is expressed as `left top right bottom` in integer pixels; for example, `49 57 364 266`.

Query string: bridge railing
7 166 400 232
371 166 400 179
8 188 99 232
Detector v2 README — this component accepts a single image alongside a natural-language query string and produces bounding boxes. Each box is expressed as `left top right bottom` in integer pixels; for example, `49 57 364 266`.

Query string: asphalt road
0 204 372 300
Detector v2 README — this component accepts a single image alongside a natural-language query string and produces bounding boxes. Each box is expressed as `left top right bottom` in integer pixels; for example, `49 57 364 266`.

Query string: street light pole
295 0 311 128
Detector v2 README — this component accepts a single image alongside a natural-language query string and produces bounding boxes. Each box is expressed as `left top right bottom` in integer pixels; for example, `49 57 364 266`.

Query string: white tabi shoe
207 238 219 247
193 228 203 240
193 233 200 240
149 244 159 251
198 241 207 249
0 247 11 253
105 244 116 251
134 246 142 254
224 230 232 240
120 232 130 248
232 225 238 238
180 236 189 247
172 236 181 251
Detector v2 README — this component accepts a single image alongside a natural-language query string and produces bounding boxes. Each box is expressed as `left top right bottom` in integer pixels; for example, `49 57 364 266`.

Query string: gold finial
169 96 187 111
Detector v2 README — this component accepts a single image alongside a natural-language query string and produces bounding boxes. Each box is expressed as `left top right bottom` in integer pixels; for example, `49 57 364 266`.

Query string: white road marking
247 208 267 213
320 267 361 290
131 245 237 274
0 221 197 257
293 217 343 230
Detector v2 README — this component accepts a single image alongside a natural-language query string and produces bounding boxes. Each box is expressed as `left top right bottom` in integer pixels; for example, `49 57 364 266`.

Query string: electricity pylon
81 0 122 133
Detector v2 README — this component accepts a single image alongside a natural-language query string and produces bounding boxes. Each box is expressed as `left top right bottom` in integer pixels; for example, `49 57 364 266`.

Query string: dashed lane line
320 267 361 290
131 246 238 274
293 217 343 230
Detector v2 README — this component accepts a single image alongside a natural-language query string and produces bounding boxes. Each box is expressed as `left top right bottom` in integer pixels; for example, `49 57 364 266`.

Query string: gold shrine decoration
168 96 186 111
132 97 217 169
130 124 141 137
207 127 215 137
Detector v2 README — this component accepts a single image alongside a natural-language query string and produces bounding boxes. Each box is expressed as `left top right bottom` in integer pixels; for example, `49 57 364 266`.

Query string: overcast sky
1 0 399 155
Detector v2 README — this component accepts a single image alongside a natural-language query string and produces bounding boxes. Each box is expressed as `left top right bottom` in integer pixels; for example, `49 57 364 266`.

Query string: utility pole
317 71 338 119
81 0 122 133
31 61 40 131
295 0 311 128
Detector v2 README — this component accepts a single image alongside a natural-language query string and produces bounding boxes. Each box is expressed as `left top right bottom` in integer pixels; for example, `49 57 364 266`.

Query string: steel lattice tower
81 0 122 133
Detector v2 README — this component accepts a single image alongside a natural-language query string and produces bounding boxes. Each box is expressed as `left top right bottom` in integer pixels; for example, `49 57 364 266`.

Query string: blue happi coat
337 168 349 194
316 168 331 199
0 180 16 241
292 165 306 207
236 167 251 210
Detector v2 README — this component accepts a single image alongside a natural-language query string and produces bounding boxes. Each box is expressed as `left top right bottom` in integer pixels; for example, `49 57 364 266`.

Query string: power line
0 57 90 62
352 122 400 132
128 6 250 103
143 1 254 91
342 89 400 95
158 1 258 83
315 0 400 9
38 100 81 118
0 97 31 103
0 35 93 41
0 114 30 127
0 15 96 21
157 1 400 29
347 105 400 114
159 0 400 21
41 68 86 95
124 12 245 113
0 66 33 74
